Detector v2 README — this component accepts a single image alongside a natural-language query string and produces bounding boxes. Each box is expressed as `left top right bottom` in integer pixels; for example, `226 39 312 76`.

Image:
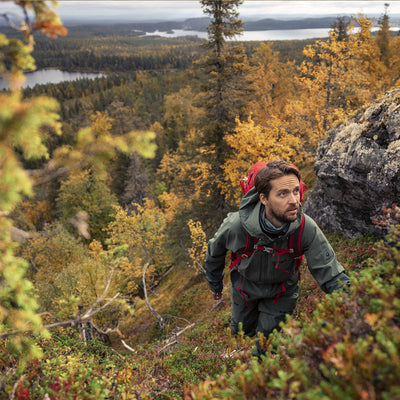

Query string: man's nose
289 193 298 204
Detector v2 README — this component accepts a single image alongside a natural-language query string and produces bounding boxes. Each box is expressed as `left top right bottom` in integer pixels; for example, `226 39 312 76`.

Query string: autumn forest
1 1 400 398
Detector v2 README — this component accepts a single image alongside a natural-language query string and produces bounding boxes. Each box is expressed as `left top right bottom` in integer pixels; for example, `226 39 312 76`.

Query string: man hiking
205 160 350 357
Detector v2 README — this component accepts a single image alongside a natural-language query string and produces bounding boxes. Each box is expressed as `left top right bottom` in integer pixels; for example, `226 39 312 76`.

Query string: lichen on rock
304 88 400 237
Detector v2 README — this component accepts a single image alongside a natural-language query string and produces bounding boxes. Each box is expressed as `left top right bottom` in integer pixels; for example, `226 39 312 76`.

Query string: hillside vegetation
1 1 399 399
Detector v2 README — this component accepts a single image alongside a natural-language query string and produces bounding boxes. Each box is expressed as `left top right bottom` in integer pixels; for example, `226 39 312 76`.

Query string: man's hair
254 160 301 198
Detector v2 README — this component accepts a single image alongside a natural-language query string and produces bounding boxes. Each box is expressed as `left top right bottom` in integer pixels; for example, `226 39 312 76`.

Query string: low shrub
185 227 400 399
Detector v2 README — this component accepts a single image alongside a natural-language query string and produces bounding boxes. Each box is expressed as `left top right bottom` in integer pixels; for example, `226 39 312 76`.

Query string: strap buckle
255 245 274 253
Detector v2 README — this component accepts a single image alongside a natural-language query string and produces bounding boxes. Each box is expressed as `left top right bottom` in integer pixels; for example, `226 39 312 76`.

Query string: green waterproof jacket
205 187 350 298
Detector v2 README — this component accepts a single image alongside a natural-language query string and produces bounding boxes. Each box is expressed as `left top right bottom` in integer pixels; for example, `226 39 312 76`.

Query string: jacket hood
238 186 303 238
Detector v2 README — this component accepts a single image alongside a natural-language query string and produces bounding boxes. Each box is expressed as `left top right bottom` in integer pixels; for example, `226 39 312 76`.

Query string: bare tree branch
142 261 165 330
211 297 225 310
0 318 77 339
9 374 25 400
81 293 120 320
193 259 207 275
158 323 196 353
1 12 25 30
121 339 137 353
157 265 176 283
81 267 116 319
0 293 120 340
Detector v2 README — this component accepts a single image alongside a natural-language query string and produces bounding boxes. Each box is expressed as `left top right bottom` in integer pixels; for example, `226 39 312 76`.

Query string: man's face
259 174 300 227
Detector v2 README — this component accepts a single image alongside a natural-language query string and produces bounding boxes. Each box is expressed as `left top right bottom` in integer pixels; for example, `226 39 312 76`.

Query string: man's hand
211 290 222 300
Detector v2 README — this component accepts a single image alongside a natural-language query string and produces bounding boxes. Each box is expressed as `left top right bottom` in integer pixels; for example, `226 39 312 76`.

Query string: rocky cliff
304 88 400 237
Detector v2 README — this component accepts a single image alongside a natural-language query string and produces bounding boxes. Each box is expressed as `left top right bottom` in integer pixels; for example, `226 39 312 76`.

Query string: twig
1 12 24 30
9 375 25 400
81 268 117 318
164 315 192 325
121 339 137 353
158 323 195 353
211 297 225 310
157 265 176 282
38 311 55 318
193 260 207 275
81 293 120 320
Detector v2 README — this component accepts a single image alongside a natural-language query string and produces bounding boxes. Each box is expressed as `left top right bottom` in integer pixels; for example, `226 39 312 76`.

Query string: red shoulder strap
229 232 257 270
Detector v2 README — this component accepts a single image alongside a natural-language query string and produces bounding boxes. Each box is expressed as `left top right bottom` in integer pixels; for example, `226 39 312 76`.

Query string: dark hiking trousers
230 270 299 348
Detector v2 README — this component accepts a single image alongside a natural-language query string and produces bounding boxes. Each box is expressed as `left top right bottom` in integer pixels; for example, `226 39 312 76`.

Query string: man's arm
205 235 228 296
302 215 350 294
321 271 350 293
205 213 238 297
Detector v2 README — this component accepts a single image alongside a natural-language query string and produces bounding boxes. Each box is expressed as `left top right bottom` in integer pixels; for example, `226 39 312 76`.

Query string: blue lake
0 69 105 91
143 26 395 41
143 27 332 41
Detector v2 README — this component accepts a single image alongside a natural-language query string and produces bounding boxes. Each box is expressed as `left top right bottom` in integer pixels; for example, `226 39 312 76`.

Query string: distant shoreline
1 15 399 34
57 15 400 29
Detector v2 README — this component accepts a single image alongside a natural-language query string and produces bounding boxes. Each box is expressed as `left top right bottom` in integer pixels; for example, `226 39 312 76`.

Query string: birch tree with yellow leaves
246 42 296 126
106 200 171 299
292 15 386 151
222 116 303 205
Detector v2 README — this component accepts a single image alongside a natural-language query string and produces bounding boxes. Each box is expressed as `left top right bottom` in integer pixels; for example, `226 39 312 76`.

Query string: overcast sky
2 1 399 23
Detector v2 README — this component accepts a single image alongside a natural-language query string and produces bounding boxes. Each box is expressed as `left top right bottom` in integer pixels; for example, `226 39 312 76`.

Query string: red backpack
230 162 306 303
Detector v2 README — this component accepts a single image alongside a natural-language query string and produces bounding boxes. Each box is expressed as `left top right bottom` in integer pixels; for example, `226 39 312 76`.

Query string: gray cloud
1 1 399 23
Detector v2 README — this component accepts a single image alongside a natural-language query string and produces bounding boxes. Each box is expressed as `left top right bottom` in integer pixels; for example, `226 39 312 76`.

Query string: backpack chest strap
253 244 294 273
254 245 294 256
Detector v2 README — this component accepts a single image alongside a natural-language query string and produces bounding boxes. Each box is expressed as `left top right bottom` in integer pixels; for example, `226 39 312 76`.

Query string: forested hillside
1 1 399 399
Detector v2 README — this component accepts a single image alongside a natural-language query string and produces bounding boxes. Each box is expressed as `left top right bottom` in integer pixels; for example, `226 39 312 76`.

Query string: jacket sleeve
302 215 350 294
205 213 237 294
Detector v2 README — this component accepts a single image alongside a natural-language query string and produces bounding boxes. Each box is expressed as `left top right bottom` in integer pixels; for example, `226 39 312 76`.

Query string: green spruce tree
376 3 392 68
196 0 251 213
331 16 351 41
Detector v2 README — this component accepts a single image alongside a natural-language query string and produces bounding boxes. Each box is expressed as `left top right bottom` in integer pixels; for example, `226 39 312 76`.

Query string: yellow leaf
364 312 380 327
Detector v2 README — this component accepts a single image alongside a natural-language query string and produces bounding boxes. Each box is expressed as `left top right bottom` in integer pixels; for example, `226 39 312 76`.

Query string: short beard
269 208 298 225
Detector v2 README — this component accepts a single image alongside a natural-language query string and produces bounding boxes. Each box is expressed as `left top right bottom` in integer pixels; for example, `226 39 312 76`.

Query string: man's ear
259 193 268 206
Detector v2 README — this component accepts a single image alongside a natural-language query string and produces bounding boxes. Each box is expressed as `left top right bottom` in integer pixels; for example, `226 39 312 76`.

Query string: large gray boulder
304 88 400 238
